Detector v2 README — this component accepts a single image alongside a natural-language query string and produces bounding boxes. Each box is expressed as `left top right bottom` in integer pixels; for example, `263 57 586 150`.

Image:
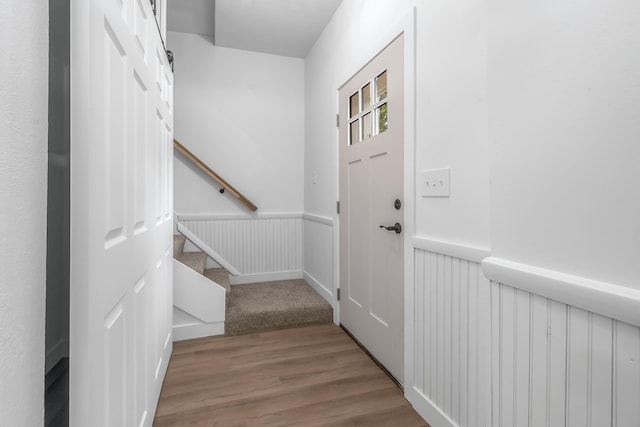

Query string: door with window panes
339 34 404 382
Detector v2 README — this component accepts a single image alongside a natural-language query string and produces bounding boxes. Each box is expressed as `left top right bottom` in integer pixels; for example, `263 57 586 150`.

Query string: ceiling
167 0 342 58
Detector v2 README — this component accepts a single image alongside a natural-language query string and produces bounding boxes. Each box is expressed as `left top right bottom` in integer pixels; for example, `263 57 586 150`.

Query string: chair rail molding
412 236 491 264
482 256 640 328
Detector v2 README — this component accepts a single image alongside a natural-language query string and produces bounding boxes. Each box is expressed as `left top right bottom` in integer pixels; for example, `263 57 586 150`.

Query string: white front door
339 35 405 382
70 0 173 425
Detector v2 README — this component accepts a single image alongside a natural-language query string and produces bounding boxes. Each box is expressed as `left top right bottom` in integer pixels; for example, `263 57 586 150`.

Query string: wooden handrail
173 139 258 211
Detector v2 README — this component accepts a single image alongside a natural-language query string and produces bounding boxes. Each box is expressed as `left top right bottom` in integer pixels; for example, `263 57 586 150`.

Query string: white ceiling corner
167 0 216 37
168 0 342 58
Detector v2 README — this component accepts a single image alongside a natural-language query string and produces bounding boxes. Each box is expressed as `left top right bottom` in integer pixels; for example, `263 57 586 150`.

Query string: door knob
379 223 402 234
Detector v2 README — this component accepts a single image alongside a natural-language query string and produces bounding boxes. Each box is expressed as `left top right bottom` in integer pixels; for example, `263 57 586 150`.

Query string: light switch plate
421 168 450 197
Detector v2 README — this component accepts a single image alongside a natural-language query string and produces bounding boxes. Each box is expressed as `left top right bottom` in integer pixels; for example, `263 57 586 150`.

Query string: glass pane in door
350 120 360 145
376 103 388 134
362 82 371 110
362 112 372 140
349 92 359 118
375 71 387 102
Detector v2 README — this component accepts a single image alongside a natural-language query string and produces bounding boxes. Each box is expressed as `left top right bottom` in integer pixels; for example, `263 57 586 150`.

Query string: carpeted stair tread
203 268 231 305
173 234 186 258
203 268 230 287
225 279 332 335
175 252 207 275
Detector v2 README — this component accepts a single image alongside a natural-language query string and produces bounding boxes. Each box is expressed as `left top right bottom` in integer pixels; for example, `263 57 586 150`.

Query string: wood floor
154 324 428 426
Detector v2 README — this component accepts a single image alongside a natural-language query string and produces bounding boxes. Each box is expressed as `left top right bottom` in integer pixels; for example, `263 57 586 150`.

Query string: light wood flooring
154 324 429 426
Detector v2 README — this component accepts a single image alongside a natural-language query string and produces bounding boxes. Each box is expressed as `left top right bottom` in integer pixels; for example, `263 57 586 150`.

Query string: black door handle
379 223 402 234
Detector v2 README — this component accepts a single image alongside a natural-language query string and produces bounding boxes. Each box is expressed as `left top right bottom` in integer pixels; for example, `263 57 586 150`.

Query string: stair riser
173 234 186 258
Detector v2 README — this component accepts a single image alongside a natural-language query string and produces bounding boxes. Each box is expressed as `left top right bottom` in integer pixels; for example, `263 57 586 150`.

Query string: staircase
173 234 332 339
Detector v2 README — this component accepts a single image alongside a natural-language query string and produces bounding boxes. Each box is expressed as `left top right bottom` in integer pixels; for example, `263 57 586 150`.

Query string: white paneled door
70 0 173 425
339 35 404 382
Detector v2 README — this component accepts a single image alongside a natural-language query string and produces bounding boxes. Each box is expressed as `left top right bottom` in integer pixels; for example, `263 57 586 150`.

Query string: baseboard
405 388 458 427
482 256 640 328
173 321 225 341
229 270 304 285
173 306 225 341
303 271 334 305
45 339 69 374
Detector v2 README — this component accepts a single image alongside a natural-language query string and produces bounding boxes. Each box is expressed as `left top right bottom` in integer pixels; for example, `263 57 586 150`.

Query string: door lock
379 223 402 234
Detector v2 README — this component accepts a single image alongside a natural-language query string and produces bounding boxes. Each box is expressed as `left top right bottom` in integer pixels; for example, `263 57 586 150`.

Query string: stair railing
173 139 258 211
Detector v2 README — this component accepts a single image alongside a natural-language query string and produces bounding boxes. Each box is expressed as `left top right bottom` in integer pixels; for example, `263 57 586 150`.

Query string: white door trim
334 7 417 392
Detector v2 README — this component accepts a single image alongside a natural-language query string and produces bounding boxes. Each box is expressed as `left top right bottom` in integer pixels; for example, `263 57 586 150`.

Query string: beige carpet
225 279 333 335
173 235 186 258
174 233 333 335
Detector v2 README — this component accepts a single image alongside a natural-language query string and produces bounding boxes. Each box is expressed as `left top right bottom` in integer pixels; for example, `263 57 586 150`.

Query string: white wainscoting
490 281 640 427
302 213 335 308
178 214 303 281
409 239 640 427
409 245 492 427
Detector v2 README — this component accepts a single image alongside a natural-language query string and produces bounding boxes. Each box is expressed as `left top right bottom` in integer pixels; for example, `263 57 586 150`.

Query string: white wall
0 0 48 425
304 0 490 248
303 0 491 326
167 31 305 214
488 0 640 290
306 0 640 426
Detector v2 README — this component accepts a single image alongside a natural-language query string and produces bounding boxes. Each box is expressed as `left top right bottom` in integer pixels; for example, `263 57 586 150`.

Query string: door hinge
337 288 341 301
336 114 340 128
337 201 340 214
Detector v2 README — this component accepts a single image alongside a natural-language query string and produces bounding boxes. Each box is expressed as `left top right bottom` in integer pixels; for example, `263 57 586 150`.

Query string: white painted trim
173 322 225 341
177 212 303 221
176 222 241 276
302 213 334 226
303 271 334 305
406 388 457 427
173 259 226 323
413 236 491 263
482 256 640 328
400 6 418 396
172 306 225 341
229 270 304 285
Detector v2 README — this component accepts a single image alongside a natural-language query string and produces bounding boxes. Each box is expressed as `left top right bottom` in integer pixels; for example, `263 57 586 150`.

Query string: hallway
154 324 428 426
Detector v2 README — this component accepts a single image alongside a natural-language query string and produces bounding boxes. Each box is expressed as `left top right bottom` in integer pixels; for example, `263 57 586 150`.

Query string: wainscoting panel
412 248 492 427
491 280 640 427
302 215 334 303
180 216 303 275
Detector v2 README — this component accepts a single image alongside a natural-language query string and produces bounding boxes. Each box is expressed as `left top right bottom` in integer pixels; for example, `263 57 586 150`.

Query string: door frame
334 8 417 390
